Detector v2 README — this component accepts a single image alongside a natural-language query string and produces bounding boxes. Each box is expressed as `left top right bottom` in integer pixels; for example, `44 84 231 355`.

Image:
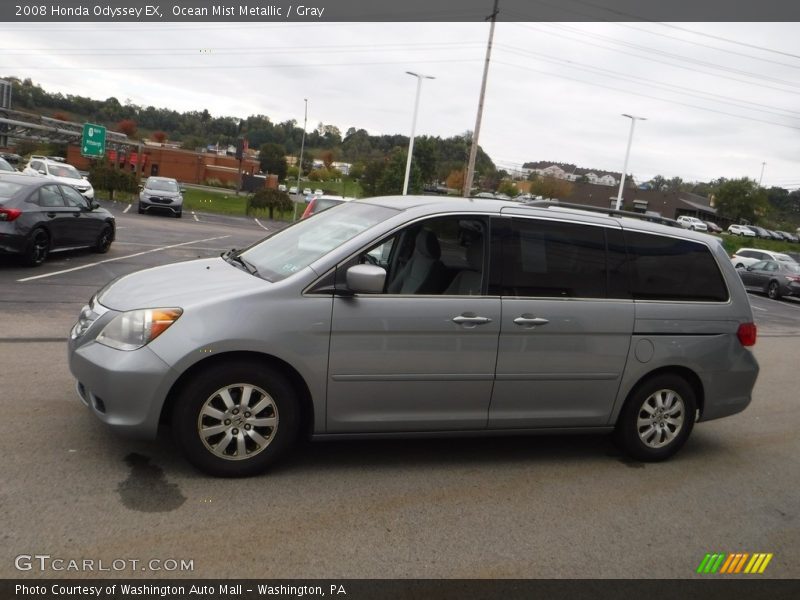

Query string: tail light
737 322 757 347
301 199 316 219
786 275 800 283
0 207 22 222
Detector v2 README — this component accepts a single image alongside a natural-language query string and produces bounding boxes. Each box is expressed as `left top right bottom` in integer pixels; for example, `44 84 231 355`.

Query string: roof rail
523 200 681 228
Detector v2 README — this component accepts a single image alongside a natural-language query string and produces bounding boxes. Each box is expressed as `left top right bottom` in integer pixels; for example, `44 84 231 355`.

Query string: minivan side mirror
346 264 386 294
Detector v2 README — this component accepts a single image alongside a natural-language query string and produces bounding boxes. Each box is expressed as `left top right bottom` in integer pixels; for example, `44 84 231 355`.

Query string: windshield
240 202 396 282
0 158 14 172
51 164 81 179
147 179 179 192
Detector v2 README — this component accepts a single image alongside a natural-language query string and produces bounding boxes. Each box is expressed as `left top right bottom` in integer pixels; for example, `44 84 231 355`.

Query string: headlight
96 308 183 351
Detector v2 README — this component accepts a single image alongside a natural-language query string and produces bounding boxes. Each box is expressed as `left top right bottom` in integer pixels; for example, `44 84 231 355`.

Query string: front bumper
139 196 183 214
68 313 177 439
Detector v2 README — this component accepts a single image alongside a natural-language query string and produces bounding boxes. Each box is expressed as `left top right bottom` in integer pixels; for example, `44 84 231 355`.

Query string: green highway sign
81 123 106 158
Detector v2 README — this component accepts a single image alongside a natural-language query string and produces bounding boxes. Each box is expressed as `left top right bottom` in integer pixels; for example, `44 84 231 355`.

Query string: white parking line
193 211 199 222
16 235 231 282
123 204 131 213
752 306 767 312
254 218 270 231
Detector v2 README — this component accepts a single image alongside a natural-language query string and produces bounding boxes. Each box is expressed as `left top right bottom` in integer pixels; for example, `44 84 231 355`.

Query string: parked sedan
0 173 115 266
738 260 800 299
730 248 796 269
747 225 772 240
704 221 723 234
776 231 799 243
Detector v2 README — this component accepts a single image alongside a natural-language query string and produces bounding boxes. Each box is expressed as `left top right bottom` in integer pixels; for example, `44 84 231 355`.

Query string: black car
738 259 800 300
0 173 115 266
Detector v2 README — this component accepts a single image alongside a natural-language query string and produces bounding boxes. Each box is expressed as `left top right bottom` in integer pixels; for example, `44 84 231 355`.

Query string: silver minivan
68 197 759 476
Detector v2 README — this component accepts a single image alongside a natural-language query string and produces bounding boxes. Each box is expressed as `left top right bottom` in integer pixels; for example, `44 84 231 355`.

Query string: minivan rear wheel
615 374 696 462
172 361 300 477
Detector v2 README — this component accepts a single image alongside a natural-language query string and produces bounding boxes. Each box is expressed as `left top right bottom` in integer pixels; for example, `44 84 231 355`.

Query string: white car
23 156 95 199
728 224 756 237
313 188 323 196
303 187 312 196
288 186 298 195
278 184 287 192
677 216 708 232
730 248 797 269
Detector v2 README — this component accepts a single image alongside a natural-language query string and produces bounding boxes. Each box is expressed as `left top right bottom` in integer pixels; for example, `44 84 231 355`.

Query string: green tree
87 161 138 201
247 188 292 220
361 159 387 197
497 180 518 197
258 143 288 180
376 151 421 196
713 178 768 223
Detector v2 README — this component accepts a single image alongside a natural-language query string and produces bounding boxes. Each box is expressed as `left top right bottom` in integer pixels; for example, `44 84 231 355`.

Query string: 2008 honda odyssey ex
68 196 759 476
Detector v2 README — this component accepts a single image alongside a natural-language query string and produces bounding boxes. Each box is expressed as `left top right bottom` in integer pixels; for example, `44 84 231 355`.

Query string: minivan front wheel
172 361 300 477
615 374 696 461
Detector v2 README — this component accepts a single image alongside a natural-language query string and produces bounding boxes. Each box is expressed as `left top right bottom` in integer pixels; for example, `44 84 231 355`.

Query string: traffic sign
81 123 106 158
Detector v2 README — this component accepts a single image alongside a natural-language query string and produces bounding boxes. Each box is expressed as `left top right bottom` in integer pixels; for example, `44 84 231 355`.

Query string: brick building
66 142 261 187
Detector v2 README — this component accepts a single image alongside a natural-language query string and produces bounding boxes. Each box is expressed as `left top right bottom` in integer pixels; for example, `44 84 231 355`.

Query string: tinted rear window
625 231 728 302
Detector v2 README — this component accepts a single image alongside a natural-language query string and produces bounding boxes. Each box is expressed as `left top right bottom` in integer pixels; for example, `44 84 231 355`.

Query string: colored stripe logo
697 553 773 574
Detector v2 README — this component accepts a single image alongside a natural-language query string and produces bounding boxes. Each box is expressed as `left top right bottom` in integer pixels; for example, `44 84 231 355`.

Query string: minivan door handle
513 316 549 327
452 314 492 326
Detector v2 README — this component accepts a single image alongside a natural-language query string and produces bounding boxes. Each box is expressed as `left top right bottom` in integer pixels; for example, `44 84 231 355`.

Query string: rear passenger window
501 219 608 298
625 231 728 302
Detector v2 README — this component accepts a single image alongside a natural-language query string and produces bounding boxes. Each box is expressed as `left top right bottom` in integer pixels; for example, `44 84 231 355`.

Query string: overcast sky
1 19 799 189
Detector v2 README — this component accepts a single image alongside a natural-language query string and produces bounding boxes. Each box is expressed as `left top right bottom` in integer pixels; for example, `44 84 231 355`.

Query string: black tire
93 223 113 253
735 263 744 269
615 374 697 462
175 211 182 219
137 204 145 214
767 281 781 300
172 360 300 477
23 229 50 266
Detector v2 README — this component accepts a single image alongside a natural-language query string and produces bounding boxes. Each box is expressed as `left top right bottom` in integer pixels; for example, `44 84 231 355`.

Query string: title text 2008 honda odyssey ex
68 196 759 476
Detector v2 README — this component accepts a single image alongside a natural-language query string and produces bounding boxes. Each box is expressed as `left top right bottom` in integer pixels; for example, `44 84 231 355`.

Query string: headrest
415 229 441 259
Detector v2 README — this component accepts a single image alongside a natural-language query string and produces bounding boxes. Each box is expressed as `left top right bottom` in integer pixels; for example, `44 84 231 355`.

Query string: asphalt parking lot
1 205 798 579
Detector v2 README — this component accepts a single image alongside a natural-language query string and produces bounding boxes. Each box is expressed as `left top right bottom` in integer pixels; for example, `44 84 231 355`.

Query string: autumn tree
117 119 137 137
446 169 465 191
529 176 573 200
320 150 334 170
52 112 69 121
152 131 167 143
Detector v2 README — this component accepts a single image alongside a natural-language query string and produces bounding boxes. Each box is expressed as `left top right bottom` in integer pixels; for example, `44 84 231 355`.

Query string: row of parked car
731 247 800 300
727 223 799 242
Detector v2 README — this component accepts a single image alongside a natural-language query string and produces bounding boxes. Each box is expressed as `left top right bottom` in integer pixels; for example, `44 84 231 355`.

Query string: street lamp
403 71 435 195
615 114 646 211
293 98 308 221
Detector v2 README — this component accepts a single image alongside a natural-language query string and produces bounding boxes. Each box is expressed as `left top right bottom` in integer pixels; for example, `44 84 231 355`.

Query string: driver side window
342 216 487 296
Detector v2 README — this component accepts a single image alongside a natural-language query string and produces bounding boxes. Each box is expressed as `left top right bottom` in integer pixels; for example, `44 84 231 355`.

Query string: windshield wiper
229 254 259 276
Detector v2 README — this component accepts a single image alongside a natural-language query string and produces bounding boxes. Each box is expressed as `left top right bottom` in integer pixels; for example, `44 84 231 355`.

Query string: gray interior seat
387 229 447 294
445 242 483 295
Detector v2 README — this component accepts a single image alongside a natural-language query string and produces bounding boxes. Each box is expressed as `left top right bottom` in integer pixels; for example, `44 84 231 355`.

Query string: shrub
247 188 293 219
88 161 139 201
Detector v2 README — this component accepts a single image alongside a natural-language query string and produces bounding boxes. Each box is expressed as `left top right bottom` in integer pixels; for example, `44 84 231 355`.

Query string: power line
493 59 800 132
512 24 800 97
497 43 800 120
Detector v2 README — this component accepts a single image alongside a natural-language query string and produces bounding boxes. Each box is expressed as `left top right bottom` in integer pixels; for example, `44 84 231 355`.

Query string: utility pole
759 161 766 186
463 0 499 198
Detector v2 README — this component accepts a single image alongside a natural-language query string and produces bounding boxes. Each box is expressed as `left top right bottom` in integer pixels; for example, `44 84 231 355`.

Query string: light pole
759 161 766 186
403 71 435 195
615 113 646 211
293 98 308 221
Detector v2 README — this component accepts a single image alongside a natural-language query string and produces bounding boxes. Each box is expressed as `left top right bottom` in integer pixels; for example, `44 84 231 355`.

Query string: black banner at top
2 0 800 22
